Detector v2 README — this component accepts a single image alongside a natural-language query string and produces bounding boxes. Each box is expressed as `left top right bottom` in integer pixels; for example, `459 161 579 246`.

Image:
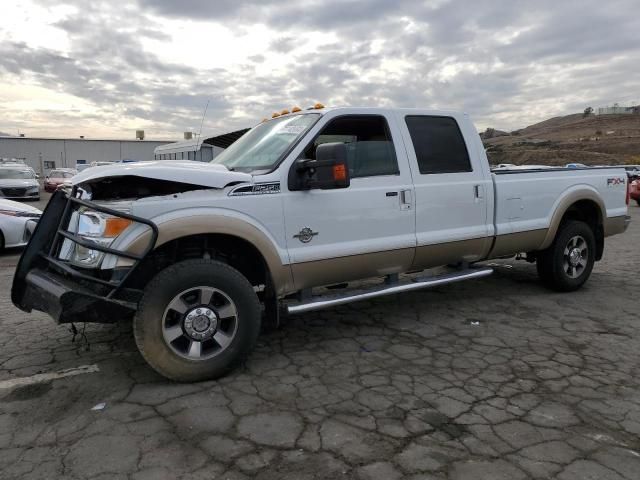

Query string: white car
0 199 41 250
0 164 41 200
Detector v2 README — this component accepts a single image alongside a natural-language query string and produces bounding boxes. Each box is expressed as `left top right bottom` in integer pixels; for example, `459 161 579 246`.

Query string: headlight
27 186 40 192
60 208 132 268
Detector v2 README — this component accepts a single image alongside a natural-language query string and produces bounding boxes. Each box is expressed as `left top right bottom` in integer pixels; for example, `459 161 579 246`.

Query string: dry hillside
483 113 640 167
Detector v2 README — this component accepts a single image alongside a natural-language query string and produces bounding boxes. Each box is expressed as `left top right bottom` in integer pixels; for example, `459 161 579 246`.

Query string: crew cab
12 106 630 381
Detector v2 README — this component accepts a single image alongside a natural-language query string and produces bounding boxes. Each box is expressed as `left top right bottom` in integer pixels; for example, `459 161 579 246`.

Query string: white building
153 138 222 162
153 128 250 162
0 136 172 176
0 127 251 177
596 104 639 115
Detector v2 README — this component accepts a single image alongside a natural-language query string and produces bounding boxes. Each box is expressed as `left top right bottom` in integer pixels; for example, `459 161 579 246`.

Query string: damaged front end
12 162 252 324
11 188 158 324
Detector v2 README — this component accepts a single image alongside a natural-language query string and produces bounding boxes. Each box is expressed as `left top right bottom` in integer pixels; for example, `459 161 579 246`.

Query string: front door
282 112 416 290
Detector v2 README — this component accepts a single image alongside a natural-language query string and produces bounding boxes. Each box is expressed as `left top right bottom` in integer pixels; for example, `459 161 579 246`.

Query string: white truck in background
13 106 630 381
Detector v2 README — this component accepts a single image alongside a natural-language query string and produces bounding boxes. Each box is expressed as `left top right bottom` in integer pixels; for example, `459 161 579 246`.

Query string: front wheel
536 220 596 292
134 259 261 382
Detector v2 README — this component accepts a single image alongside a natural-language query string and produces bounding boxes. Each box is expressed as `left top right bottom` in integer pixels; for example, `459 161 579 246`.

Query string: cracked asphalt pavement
1 203 639 479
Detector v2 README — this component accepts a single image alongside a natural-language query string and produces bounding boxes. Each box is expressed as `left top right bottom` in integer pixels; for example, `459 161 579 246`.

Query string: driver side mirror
290 142 350 191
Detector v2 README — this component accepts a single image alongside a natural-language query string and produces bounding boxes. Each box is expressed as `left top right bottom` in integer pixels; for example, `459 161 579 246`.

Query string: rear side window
405 116 472 174
303 115 399 178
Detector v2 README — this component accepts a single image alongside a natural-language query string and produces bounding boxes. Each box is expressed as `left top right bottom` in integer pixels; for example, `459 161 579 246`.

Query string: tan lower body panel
604 215 629 237
290 248 414 291
488 229 547 258
289 230 556 292
411 237 489 270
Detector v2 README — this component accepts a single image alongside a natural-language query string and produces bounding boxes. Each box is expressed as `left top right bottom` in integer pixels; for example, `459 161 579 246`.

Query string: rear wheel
636 199 640 206
134 259 261 382
536 220 595 292
0 230 4 251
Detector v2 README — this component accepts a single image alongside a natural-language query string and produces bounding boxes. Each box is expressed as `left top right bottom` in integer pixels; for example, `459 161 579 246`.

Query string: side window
405 116 472 174
303 115 399 178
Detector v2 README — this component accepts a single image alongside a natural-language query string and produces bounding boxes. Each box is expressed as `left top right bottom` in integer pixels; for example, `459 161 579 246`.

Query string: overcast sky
0 0 638 140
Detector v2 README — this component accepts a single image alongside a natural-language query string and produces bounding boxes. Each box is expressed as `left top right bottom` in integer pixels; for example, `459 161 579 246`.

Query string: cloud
0 0 638 138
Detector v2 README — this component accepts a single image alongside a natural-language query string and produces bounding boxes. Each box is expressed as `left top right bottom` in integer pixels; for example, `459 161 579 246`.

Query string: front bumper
1 217 37 249
12 190 158 324
0 194 40 200
0 187 40 199
20 268 137 323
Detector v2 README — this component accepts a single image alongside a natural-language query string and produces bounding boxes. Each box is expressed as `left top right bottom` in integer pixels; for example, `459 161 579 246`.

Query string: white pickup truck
12 106 630 381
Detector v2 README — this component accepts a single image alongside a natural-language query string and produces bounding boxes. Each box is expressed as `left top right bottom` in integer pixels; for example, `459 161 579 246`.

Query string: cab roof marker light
281 109 290 115
272 112 280 118
314 102 325 109
291 106 302 112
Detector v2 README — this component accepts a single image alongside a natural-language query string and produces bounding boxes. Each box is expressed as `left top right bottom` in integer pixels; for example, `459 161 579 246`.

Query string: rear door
397 112 493 268
282 111 416 289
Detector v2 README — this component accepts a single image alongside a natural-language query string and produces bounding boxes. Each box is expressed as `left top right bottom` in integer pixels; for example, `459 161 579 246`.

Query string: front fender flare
105 208 294 295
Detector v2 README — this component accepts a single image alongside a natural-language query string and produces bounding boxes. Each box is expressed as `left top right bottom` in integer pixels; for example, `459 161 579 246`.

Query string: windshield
211 113 320 172
0 169 35 179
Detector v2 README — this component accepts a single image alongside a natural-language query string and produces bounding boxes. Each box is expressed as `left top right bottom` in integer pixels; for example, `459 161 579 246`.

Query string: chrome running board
286 267 493 315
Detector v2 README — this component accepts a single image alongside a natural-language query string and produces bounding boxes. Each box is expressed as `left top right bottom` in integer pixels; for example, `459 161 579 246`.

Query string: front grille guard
42 190 159 299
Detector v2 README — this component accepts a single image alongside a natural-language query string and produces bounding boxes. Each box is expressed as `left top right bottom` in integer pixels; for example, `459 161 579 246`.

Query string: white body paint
0 199 41 249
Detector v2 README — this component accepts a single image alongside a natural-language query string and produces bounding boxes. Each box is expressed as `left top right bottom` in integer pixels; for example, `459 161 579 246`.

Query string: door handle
400 189 412 210
474 185 484 199
385 191 398 197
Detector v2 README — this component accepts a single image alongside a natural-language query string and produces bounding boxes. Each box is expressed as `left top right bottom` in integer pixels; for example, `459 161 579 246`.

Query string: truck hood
71 161 252 189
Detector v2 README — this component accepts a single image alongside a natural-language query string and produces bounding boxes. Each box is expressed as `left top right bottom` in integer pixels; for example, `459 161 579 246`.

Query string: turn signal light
104 217 133 238
333 163 347 181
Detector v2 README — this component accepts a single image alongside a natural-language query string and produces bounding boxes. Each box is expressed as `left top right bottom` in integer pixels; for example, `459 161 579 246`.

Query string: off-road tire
134 259 261 382
536 220 595 292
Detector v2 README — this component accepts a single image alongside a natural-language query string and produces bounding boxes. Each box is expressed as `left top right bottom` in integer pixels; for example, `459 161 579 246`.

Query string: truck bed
489 166 628 256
